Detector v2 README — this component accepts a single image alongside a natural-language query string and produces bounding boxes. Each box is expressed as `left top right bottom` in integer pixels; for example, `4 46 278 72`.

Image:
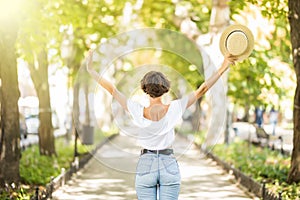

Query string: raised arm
186 55 236 108
86 50 128 110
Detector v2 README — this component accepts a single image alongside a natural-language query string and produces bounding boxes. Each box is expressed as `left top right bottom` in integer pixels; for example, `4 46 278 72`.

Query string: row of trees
0 0 299 186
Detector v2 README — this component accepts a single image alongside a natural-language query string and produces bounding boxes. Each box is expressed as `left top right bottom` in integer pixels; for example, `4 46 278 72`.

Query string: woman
86 50 236 199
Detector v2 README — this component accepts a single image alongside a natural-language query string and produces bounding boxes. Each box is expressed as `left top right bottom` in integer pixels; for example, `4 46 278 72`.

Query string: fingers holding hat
222 54 238 66
226 54 238 65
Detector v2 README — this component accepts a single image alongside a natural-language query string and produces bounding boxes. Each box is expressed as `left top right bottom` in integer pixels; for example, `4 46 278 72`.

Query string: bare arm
186 55 236 108
86 50 128 110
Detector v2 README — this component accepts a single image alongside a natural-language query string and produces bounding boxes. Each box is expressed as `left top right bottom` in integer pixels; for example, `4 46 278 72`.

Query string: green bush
211 139 300 199
20 139 74 185
0 129 112 199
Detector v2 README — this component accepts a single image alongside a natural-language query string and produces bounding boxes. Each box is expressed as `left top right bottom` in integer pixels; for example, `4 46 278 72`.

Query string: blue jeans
135 153 181 200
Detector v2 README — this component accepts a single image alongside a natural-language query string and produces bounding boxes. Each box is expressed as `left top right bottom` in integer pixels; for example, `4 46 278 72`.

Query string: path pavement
52 134 258 200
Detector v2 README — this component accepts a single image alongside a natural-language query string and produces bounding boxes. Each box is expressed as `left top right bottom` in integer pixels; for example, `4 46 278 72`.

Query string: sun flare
0 0 21 21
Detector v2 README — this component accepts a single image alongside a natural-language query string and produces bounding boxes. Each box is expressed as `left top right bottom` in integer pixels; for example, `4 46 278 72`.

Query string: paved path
52 134 258 200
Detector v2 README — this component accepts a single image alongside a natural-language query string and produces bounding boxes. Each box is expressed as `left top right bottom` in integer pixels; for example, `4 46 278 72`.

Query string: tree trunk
196 0 230 147
72 65 80 158
0 23 21 185
28 49 56 156
242 104 250 122
73 81 80 131
84 83 90 125
287 0 300 183
37 50 55 156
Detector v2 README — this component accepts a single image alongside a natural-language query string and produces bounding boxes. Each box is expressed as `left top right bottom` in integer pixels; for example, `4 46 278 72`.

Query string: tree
227 0 291 118
137 0 248 146
126 0 210 134
0 10 21 185
18 1 59 156
287 0 300 183
228 0 300 183
196 0 231 147
27 47 56 156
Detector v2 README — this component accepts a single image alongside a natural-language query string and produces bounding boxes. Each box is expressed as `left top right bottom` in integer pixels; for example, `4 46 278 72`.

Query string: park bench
253 125 283 152
254 126 269 145
231 122 286 154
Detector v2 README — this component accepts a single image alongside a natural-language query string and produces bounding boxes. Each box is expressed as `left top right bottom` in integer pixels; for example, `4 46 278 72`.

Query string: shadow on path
53 134 258 200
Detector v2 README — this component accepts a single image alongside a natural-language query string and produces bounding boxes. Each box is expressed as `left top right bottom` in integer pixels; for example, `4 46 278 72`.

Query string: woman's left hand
225 54 238 66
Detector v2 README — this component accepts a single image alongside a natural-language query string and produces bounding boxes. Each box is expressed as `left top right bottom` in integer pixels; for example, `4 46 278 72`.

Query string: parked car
231 122 257 141
25 114 39 134
52 112 59 129
25 111 60 135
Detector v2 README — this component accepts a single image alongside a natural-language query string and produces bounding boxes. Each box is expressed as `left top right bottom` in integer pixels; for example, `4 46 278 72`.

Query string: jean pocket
161 156 179 175
136 156 154 176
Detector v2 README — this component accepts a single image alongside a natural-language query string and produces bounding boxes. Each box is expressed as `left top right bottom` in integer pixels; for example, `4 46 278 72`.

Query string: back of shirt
125 96 188 150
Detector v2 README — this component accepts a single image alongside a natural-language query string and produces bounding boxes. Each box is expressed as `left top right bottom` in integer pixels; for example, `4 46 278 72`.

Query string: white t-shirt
126 96 189 150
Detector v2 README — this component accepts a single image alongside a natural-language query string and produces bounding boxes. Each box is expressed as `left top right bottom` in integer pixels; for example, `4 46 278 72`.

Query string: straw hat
219 24 254 61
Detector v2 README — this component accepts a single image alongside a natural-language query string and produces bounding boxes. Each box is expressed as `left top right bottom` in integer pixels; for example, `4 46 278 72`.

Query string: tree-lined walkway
52 134 258 200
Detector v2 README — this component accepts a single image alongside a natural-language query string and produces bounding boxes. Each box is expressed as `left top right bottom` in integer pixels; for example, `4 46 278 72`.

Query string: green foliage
20 131 107 184
0 186 31 200
16 0 211 92
139 0 177 29
17 0 62 62
138 0 211 33
228 51 283 107
159 50 204 89
227 0 292 110
117 48 204 96
212 141 300 199
190 130 207 145
229 0 288 19
1 137 74 199
0 130 109 199
188 0 212 33
20 140 73 185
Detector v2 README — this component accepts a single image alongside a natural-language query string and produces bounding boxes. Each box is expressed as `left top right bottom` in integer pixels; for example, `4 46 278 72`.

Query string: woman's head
140 71 170 98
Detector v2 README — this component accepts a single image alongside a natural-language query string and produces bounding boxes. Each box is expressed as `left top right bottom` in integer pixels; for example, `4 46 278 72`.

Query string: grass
0 128 116 200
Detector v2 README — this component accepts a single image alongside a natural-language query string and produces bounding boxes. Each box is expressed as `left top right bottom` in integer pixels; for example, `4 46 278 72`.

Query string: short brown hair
140 71 170 98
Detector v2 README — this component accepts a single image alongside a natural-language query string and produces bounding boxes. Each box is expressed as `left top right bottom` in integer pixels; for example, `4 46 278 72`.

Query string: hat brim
219 25 254 61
